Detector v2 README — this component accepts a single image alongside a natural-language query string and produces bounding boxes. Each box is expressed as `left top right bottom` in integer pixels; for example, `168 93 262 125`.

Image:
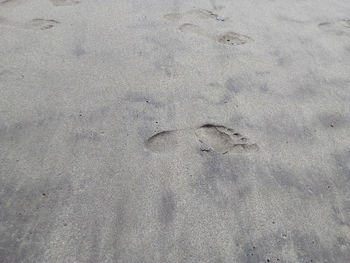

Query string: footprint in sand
28 19 60 30
0 0 24 7
217 32 252 46
179 23 252 46
49 0 80 6
164 8 252 46
318 19 350 35
0 0 80 6
179 23 209 37
343 19 350 28
145 130 186 153
195 124 258 154
0 17 60 30
188 8 225 21
164 8 225 22
163 13 183 22
145 124 258 154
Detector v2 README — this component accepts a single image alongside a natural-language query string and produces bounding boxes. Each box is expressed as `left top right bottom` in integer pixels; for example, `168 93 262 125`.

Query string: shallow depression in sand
195 124 258 154
217 32 252 46
145 130 180 153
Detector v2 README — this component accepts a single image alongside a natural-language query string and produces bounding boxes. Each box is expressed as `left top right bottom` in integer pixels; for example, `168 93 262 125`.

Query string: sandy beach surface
1 0 350 262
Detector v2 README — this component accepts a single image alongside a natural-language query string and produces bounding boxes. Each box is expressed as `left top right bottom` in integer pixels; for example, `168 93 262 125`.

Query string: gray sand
0 0 350 262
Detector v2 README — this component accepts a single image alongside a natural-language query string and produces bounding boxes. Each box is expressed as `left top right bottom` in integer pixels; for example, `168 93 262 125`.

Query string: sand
0 0 350 262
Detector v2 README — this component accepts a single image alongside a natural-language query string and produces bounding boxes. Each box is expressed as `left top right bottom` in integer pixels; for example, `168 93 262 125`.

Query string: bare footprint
0 17 59 30
217 32 252 46
195 124 258 154
27 19 60 30
164 13 183 21
341 19 350 28
179 23 252 46
179 23 209 37
187 8 224 21
0 16 6 23
165 7 251 46
0 0 24 7
318 19 350 35
49 0 80 6
145 130 187 153
164 8 225 21
145 124 258 154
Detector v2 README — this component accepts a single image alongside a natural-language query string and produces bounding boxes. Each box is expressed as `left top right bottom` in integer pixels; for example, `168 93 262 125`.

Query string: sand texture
1 0 350 262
